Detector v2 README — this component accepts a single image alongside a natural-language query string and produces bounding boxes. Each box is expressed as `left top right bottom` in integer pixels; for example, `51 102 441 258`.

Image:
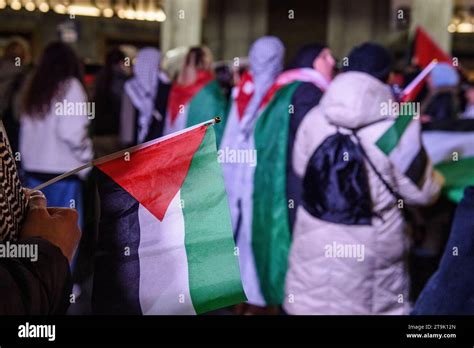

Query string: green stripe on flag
181 126 246 314
252 81 300 305
376 114 413 155
435 157 474 203
187 80 227 146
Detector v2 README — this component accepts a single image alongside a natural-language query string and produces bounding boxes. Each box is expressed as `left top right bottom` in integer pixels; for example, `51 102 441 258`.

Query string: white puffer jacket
284 72 443 315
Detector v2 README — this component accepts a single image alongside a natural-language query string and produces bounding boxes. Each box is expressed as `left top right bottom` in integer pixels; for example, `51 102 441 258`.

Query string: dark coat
412 186 474 314
133 82 171 144
423 89 458 122
93 71 128 136
286 82 323 230
144 82 171 143
0 237 71 314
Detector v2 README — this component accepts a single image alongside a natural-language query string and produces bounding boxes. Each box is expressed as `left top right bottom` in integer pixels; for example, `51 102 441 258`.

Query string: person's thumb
27 190 48 211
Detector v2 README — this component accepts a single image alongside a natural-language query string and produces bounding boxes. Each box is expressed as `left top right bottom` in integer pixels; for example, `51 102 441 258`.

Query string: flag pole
400 59 437 101
32 117 221 191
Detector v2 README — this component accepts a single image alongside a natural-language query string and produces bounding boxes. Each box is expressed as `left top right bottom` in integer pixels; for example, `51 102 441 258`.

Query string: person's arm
0 238 71 315
0 192 81 315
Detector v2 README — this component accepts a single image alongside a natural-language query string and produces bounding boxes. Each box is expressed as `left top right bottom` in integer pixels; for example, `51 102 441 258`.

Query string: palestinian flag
164 71 227 145
376 113 429 189
422 119 474 203
403 27 451 102
412 26 451 68
220 71 287 307
92 123 246 314
221 69 323 306
376 65 438 188
251 81 301 305
399 60 437 102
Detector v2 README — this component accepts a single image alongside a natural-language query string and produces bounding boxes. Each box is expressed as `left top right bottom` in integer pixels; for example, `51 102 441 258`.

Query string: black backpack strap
352 131 403 203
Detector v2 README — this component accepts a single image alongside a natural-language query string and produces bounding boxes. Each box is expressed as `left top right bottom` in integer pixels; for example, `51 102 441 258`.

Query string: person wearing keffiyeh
219 36 286 314
120 47 171 146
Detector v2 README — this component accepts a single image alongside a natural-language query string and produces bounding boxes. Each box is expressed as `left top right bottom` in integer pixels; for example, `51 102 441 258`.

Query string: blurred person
421 62 460 123
19 42 93 230
412 186 474 314
285 43 335 230
240 43 335 313
220 36 285 314
284 43 443 315
120 47 170 146
164 46 226 144
231 45 335 314
0 37 32 154
92 48 129 157
214 61 234 101
462 83 474 119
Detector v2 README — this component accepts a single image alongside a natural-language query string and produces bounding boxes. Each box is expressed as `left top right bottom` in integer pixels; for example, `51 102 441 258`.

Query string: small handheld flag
400 60 438 102
413 26 451 69
29 117 246 314
84 117 246 314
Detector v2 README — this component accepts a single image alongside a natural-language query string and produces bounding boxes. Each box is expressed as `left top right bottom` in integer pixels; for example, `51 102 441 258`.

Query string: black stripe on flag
422 119 474 132
405 147 429 188
92 169 143 315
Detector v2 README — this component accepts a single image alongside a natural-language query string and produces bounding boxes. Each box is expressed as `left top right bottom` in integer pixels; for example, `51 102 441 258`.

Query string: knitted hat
343 42 393 82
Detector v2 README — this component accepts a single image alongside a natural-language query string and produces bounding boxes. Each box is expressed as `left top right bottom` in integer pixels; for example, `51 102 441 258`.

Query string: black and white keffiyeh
0 121 26 241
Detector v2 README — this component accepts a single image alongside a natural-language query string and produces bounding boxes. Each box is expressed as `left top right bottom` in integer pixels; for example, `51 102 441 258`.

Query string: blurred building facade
1 0 473 69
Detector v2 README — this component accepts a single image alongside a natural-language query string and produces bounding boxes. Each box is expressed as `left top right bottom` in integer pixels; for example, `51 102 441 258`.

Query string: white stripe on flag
389 119 421 173
422 131 474 164
236 136 266 307
138 190 196 315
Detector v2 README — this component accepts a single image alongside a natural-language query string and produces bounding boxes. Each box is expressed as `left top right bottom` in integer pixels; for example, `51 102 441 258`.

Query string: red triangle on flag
235 71 254 121
414 26 451 68
97 125 207 221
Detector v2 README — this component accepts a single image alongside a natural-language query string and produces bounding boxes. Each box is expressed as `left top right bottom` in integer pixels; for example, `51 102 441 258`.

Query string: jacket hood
320 71 394 129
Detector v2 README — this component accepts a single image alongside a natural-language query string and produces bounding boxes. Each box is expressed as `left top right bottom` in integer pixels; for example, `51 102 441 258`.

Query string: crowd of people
0 33 473 315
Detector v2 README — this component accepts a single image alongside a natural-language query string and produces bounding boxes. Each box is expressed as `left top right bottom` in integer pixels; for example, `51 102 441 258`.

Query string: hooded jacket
284 72 443 314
